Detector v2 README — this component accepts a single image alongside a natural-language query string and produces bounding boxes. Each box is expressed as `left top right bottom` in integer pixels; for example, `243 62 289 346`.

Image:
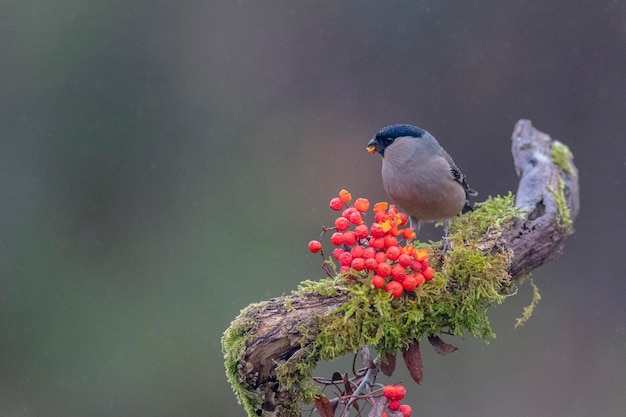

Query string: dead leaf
314 395 334 417
380 350 396 377
402 340 423 385
360 346 374 369
427 335 458 355
343 372 353 396
367 396 387 417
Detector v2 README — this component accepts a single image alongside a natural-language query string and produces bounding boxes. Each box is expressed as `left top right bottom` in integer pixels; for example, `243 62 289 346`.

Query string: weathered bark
224 120 579 417
507 120 579 277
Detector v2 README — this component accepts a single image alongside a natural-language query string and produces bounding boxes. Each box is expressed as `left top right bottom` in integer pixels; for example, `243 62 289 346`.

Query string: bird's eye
384 138 394 146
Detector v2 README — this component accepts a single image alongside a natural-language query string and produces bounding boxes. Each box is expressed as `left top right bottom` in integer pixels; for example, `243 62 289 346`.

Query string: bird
366 124 477 250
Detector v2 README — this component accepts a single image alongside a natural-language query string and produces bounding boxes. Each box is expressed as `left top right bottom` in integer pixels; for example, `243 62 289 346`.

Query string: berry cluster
308 189 435 298
381 385 412 417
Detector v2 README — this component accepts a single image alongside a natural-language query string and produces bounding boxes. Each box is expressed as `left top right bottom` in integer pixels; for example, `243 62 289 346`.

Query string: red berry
335 217 350 231
399 404 412 417
423 266 434 281
383 235 398 248
421 257 429 268
388 205 398 215
376 262 391 277
383 385 397 400
398 254 413 267
394 385 406 400
351 257 365 271
382 412 388 417
308 240 322 254
374 211 386 223
391 265 406 282
354 224 369 239
338 251 353 266
349 211 363 225
330 197 343 211
371 237 385 249
373 201 388 213
385 281 403 298
410 260 423 272
354 198 370 213
343 231 357 246
370 223 385 238
374 251 387 264
414 273 426 287
364 258 378 271
388 399 401 411
402 227 416 239
330 232 345 246
351 245 365 258
332 248 344 260
386 246 400 261
339 189 352 203
372 274 385 289
402 275 418 291
362 246 376 259
398 212 408 226
340 265 351 274
342 207 357 220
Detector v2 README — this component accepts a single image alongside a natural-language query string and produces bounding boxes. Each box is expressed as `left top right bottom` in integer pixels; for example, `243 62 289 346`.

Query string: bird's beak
366 138 377 154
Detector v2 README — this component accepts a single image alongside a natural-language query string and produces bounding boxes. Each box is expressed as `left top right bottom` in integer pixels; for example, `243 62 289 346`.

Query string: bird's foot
440 219 452 254
440 236 451 254
409 217 421 236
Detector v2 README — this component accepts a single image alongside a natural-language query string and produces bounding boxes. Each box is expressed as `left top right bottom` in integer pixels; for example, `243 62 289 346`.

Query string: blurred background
1 1 625 416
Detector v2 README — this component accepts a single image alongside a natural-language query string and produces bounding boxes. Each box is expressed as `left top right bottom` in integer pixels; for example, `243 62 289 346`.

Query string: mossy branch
222 120 579 417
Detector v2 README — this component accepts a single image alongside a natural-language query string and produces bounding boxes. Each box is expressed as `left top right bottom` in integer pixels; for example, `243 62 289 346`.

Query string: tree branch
222 120 579 417
507 119 579 277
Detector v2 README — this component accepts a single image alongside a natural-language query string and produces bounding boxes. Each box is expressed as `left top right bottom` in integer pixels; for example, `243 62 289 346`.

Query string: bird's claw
440 236 451 253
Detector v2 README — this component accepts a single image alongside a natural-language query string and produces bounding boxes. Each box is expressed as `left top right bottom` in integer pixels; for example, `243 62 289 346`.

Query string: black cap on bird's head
366 124 426 157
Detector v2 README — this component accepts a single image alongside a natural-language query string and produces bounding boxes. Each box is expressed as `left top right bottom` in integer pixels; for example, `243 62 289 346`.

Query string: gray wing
424 133 478 198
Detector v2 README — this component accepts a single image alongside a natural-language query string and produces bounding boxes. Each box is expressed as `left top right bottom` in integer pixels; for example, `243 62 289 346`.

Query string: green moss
450 192 524 239
515 277 541 329
547 142 574 231
275 330 322 402
222 305 261 417
548 178 573 230
297 274 341 296
550 142 573 174
224 195 525 416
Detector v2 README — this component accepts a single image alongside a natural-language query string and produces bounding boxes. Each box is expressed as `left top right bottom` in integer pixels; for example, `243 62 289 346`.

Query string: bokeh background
1 1 625 416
